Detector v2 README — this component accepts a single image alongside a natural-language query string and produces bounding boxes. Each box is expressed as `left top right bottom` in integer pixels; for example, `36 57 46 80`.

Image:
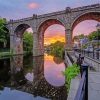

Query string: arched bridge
6 4 100 56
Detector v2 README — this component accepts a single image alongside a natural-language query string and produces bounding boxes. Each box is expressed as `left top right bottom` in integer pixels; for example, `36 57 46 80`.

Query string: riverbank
0 51 32 58
0 52 13 58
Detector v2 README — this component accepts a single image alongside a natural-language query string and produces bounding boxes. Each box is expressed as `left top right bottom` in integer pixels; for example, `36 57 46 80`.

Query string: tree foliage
73 34 86 42
0 18 9 49
88 31 100 41
23 31 33 52
46 41 65 58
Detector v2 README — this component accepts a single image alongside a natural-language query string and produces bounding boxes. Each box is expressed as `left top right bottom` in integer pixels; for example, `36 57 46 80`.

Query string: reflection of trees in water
23 55 33 75
0 58 10 83
53 56 63 64
0 58 10 91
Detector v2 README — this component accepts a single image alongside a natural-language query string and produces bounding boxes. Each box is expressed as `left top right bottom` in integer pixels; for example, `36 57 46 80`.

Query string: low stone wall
67 76 80 100
64 51 72 66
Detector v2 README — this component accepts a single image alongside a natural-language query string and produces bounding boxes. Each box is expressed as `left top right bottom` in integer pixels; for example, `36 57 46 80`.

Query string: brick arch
14 24 31 37
71 11 100 33
37 19 65 34
36 19 66 55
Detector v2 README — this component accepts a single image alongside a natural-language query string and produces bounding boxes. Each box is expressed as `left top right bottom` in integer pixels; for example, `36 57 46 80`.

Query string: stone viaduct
6 4 100 56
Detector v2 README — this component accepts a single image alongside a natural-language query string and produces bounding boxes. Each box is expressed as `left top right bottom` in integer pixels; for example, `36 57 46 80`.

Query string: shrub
63 63 80 92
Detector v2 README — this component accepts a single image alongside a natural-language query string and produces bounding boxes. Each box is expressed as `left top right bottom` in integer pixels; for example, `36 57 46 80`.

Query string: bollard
81 64 88 100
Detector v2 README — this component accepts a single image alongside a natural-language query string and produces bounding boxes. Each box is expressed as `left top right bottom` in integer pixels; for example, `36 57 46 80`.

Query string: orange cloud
28 3 39 9
44 34 65 45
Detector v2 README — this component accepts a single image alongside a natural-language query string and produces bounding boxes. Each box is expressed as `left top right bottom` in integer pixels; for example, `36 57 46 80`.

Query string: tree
23 31 33 52
46 41 65 58
73 34 86 42
0 18 9 49
88 31 100 41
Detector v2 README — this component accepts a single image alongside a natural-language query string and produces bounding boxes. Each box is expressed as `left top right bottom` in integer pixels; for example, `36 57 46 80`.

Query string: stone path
88 71 100 100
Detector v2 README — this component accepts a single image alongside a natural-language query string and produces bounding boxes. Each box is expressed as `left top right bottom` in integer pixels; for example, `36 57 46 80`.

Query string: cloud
28 2 39 9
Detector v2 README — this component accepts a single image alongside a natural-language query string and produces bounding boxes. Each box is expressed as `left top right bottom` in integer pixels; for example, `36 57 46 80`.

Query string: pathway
88 71 100 100
67 51 100 100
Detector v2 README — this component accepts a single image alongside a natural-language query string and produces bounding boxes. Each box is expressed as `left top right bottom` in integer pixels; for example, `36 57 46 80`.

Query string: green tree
0 18 8 48
23 31 33 53
73 34 86 42
88 31 100 41
46 41 65 58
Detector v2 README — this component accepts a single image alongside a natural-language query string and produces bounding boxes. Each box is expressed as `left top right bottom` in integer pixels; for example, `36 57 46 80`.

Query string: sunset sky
0 0 99 45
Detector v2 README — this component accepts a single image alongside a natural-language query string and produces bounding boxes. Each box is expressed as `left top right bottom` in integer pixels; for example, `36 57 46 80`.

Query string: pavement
88 71 100 100
70 51 100 100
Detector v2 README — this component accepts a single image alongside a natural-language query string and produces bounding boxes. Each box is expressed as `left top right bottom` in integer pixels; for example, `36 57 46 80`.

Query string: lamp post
96 23 100 59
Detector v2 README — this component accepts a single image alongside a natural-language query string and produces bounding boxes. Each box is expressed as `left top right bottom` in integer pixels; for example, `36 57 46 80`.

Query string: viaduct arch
6 4 100 56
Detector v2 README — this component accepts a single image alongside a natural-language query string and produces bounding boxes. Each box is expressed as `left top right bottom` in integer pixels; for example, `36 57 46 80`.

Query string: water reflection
44 54 65 86
0 54 67 100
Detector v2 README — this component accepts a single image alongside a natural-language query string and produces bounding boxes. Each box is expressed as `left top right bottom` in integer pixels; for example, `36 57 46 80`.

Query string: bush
63 63 80 92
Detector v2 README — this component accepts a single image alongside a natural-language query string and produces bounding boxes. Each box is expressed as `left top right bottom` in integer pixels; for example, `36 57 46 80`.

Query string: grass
0 51 13 58
0 50 32 58
63 63 80 92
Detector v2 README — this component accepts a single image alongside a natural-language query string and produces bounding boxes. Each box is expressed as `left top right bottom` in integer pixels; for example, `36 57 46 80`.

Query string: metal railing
74 64 88 100
74 49 100 60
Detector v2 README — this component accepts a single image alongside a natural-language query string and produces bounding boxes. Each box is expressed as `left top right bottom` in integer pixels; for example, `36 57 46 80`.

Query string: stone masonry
6 4 100 56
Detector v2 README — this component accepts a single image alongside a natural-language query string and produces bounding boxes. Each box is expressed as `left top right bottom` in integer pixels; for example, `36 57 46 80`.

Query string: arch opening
72 12 100 32
14 24 33 54
37 19 66 56
72 12 100 48
37 19 66 86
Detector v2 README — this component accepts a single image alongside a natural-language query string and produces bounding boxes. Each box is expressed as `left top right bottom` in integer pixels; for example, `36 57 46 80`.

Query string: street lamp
96 23 100 59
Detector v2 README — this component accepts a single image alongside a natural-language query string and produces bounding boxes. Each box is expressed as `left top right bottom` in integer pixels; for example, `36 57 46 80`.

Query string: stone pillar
10 34 23 55
38 32 44 55
65 28 72 50
10 34 15 54
33 32 44 56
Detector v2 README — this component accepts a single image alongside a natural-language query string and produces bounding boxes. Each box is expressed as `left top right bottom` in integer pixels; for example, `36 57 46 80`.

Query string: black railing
74 49 100 60
74 64 88 100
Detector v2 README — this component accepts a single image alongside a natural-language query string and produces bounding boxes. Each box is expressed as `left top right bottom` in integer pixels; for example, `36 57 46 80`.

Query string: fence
74 49 100 60
74 64 88 100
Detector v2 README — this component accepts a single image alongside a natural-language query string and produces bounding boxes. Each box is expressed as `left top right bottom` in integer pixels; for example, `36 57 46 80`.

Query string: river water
0 54 67 100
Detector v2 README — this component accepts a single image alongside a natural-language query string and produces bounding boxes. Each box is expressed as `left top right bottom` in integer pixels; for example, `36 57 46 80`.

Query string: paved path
88 71 100 100
67 51 100 100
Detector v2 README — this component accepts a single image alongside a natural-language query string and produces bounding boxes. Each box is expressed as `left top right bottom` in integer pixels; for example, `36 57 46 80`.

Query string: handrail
74 71 86 100
74 64 88 100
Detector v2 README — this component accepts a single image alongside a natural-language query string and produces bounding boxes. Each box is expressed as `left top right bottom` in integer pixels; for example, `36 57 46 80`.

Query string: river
0 54 67 100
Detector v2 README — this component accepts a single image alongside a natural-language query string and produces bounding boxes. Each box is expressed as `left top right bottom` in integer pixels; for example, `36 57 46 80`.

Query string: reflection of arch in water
5 55 67 99
32 56 67 100
32 75 67 100
43 54 65 87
